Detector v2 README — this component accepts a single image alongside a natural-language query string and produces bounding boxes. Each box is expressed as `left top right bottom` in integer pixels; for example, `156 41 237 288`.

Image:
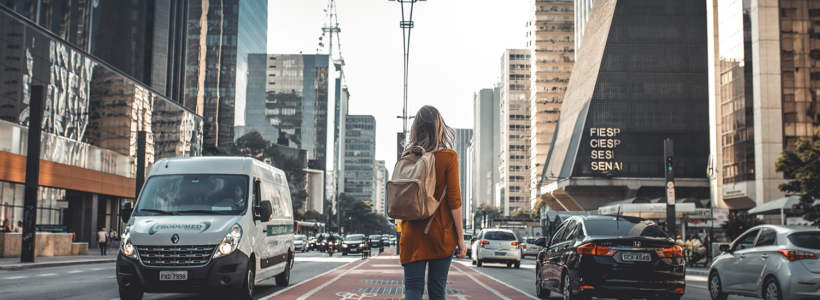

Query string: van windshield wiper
176 210 227 215
139 209 178 215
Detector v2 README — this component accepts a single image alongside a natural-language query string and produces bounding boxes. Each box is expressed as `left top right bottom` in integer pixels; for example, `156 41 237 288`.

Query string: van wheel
477 259 483 267
119 287 144 300
514 261 521 269
275 253 291 286
236 259 255 300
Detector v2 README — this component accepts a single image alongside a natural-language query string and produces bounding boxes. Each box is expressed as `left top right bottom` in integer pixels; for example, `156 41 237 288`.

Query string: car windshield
789 232 820 249
464 234 473 240
584 219 669 238
346 235 364 242
135 174 249 216
484 232 516 241
526 238 536 243
294 236 304 241
369 235 381 239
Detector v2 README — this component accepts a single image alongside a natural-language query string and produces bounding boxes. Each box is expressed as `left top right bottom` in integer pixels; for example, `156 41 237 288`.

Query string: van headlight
120 226 137 259
213 224 242 258
342 244 348 248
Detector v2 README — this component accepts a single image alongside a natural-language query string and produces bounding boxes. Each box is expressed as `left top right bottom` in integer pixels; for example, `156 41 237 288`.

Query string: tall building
453 128 473 223
527 0 575 207
472 88 501 214
706 0 816 210
465 141 475 229
343 115 376 204
499 49 532 215
574 0 595 52
0 6 201 247
182 0 267 147
378 161 389 216
539 0 710 211
240 54 330 168
374 160 386 215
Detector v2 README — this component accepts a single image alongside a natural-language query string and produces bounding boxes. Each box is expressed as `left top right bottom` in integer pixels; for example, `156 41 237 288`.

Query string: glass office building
540 0 710 211
0 6 202 245
343 115 376 204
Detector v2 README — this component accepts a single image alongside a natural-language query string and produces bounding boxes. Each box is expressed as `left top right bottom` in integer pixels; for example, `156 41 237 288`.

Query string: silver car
709 225 820 300
520 237 542 258
294 234 307 252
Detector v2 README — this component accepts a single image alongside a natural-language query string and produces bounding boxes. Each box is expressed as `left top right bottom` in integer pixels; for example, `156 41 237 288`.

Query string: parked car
456 233 473 258
294 234 307 252
381 234 390 246
341 234 366 255
521 237 541 258
708 225 820 300
534 216 684 300
471 229 521 268
389 237 396 245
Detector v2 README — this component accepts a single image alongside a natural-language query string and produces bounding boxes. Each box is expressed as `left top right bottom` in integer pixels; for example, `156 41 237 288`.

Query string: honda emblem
633 241 641 247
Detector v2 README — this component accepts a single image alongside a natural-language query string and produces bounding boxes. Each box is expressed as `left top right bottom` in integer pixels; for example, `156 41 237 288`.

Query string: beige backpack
386 150 446 234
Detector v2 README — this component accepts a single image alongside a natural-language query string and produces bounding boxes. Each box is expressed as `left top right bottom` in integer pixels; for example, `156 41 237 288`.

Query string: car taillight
778 249 818 261
480 240 489 248
576 243 617 256
523 244 527 250
656 245 684 258
512 242 520 250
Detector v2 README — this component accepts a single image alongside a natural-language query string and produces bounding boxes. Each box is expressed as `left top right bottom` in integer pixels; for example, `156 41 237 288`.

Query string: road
0 249 357 300
452 256 760 300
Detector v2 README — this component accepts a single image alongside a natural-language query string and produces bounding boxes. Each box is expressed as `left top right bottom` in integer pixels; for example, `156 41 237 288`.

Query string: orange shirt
399 149 462 265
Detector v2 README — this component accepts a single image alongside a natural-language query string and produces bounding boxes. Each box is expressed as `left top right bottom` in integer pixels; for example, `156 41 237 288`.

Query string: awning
747 196 816 215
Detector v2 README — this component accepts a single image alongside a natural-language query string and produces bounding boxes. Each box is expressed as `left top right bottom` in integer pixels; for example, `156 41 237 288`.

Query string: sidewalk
0 254 116 270
266 249 537 300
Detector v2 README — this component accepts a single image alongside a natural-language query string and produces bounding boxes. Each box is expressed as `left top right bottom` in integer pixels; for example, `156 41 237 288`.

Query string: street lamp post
388 0 426 137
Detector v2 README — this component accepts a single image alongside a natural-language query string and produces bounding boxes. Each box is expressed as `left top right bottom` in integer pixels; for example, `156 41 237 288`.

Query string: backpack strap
423 184 447 235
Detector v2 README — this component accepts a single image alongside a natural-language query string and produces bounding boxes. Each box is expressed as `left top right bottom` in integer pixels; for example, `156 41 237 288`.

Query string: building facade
471 88 501 215
499 49 532 215
182 0 267 147
0 6 202 247
374 160 386 215
240 54 331 169
706 0 818 210
453 128 473 223
378 161 389 216
343 115 376 205
574 0 595 52
539 0 710 211
527 0 575 207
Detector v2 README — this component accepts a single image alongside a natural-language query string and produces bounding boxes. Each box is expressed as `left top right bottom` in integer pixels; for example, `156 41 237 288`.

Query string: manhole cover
362 279 452 285
353 287 464 295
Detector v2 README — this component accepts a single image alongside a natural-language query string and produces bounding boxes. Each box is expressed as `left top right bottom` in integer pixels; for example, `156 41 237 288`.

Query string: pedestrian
1 219 9 232
109 228 118 251
399 106 465 300
13 220 21 232
675 235 683 246
69 228 75 242
684 237 693 263
97 227 108 256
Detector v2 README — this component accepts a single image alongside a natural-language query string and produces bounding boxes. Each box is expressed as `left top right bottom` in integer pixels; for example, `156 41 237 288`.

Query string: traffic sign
666 181 674 189
666 188 675 204
341 226 345 234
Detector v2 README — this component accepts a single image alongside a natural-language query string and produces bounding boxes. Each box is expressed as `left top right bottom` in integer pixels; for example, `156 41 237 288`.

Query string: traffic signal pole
664 139 676 238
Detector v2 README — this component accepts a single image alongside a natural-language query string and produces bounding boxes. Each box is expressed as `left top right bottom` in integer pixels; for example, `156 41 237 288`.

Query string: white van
115 157 295 300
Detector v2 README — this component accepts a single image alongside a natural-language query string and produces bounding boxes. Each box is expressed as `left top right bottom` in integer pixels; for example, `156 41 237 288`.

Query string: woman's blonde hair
402 105 454 157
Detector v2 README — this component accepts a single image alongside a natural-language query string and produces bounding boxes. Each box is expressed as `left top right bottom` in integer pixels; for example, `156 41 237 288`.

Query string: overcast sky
268 0 529 173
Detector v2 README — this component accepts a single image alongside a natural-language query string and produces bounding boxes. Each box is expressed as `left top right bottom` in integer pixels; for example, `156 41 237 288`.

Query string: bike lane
265 251 537 300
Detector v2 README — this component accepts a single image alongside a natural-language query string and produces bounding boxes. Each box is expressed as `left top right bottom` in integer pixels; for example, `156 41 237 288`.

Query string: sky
268 0 530 174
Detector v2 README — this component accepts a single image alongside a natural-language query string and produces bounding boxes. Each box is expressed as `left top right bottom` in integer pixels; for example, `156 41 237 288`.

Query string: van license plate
621 252 651 262
494 252 506 256
160 271 188 281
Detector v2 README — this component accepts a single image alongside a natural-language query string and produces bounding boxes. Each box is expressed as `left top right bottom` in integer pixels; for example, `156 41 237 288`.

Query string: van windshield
135 174 249 216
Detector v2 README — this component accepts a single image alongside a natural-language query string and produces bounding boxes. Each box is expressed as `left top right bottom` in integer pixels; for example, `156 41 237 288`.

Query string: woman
108 228 118 251
97 227 108 256
400 105 466 300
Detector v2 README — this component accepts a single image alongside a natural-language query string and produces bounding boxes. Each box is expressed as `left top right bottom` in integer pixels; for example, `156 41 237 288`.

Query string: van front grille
136 245 216 267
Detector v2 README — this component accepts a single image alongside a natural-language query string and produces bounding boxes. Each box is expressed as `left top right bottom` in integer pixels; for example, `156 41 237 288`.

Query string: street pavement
0 248 761 300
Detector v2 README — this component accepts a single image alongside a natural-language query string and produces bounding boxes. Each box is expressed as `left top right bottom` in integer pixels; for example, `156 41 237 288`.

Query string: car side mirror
535 238 546 247
470 238 476 243
256 200 273 221
719 244 732 252
121 201 134 223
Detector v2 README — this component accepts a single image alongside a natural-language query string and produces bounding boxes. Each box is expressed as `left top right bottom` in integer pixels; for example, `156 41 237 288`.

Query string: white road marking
294 257 358 263
3 276 27 280
67 270 83 274
295 260 367 300
39 273 58 276
452 262 539 300
686 275 708 282
451 264 512 300
90 268 106 271
263 259 360 299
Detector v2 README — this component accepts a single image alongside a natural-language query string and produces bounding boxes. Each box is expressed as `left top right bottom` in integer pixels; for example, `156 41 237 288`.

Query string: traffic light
663 139 674 181
667 156 674 173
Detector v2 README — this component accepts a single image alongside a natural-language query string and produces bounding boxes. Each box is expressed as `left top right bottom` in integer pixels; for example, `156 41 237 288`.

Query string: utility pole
389 0 425 137
21 86 44 263
664 139 676 238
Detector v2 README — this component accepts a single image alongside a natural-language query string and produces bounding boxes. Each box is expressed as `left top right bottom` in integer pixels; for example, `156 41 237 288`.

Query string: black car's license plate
621 252 651 262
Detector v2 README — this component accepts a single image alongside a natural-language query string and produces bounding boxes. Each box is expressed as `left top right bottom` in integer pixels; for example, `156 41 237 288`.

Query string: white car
116 157 295 300
294 234 307 252
471 229 522 268
520 237 542 258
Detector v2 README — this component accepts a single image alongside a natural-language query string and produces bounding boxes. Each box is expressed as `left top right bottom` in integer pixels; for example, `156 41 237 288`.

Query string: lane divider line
295 260 368 300
451 264 513 300
453 261 539 299
263 258 362 299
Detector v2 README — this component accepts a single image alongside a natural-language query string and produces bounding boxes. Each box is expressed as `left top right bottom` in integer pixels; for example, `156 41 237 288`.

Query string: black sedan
368 234 384 248
341 234 366 255
535 216 685 300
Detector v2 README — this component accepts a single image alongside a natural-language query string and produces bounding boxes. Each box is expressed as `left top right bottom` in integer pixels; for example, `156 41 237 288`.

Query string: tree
476 203 500 217
511 208 532 218
201 122 225 156
532 200 546 219
266 145 307 215
336 193 394 236
235 131 269 158
774 126 820 225
302 210 324 222
721 212 766 240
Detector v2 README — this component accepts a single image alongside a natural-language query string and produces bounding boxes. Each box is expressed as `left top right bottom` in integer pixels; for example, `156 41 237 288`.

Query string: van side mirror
257 200 273 221
719 244 732 252
121 201 133 223
535 238 546 247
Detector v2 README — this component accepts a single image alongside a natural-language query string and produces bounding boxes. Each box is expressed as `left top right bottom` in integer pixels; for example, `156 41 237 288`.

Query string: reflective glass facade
343 115 375 203
780 0 820 148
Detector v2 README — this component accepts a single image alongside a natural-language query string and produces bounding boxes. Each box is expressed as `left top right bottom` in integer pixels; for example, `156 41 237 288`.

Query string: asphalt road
452 256 761 300
0 249 355 300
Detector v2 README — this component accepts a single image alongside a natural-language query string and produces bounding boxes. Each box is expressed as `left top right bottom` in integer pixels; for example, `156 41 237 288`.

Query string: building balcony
533 77 570 84
535 70 571 75
535 58 575 65
534 97 564 104
534 48 575 54
535 39 574 45
535 20 574 25
536 8 574 14
534 28 572 33
536 0 573 3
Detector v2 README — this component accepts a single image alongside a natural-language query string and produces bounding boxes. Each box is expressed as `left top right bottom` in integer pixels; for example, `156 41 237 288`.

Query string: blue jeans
403 255 453 300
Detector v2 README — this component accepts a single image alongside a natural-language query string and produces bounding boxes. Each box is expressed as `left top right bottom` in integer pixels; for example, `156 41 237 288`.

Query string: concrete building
465 141 475 229
379 162 389 216
574 0 595 52
343 115 376 205
539 0 710 211
374 160 386 215
706 0 817 210
499 49 532 215
472 87 502 215
527 0 575 208
0 6 202 249
453 129 473 223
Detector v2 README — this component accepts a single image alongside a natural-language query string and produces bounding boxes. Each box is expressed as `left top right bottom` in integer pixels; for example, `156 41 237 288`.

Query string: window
561 221 577 242
583 218 668 238
787 232 820 249
484 231 517 241
755 229 777 247
734 230 760 250
551 223 567 245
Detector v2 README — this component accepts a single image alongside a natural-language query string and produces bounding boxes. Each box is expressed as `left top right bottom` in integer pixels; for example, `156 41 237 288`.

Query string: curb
686 269 709 276
0 258 117 271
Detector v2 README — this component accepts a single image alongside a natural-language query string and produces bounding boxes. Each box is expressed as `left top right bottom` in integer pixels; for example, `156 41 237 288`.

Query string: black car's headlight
120 225 137 259
213 224 242 258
